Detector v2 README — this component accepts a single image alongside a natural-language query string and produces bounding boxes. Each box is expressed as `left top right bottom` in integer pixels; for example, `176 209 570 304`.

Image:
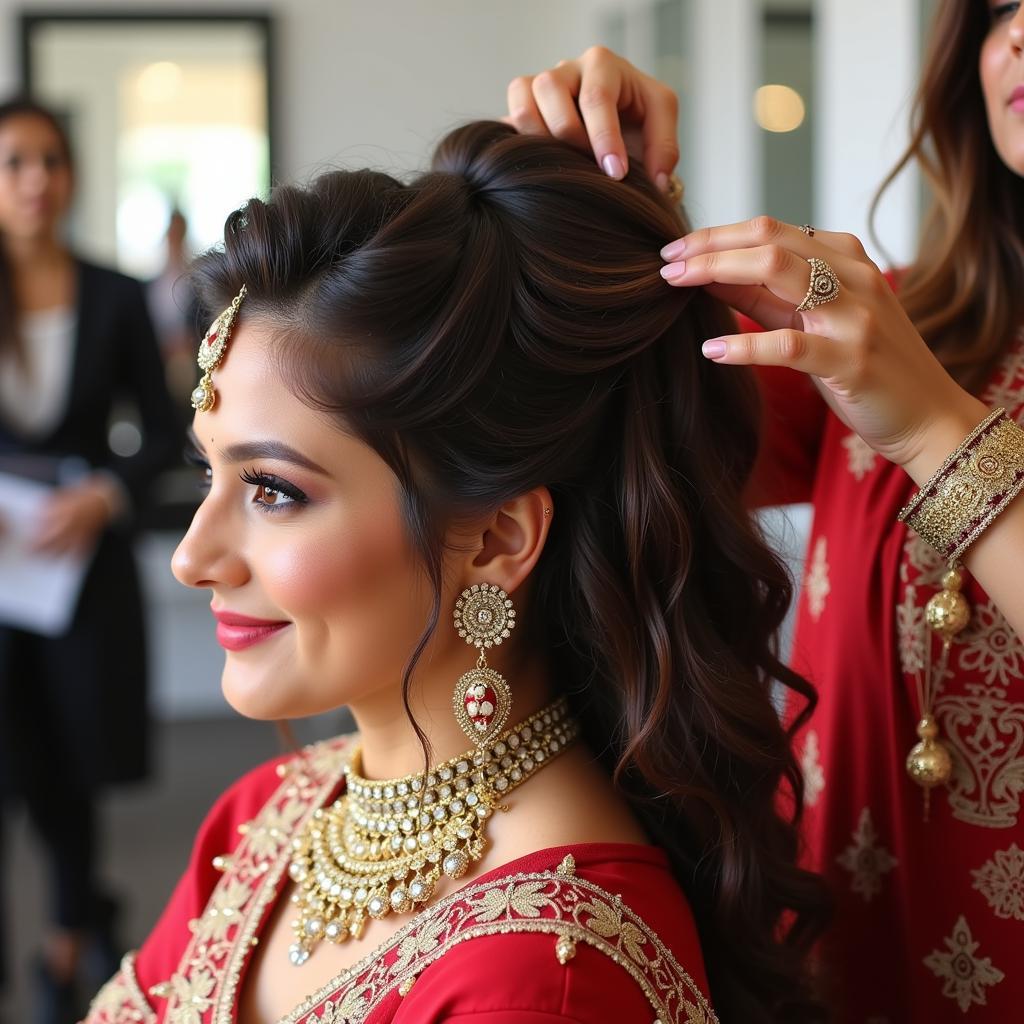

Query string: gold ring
795 257 840 313
666 174 684 204
799 224 815 237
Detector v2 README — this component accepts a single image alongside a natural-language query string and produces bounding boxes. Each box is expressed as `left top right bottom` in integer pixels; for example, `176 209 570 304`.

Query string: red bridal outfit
81 736 715 1024
754 321 1024 1021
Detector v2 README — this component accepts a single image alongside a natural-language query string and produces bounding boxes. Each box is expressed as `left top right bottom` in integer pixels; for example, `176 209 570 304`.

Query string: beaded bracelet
897 408 1024 564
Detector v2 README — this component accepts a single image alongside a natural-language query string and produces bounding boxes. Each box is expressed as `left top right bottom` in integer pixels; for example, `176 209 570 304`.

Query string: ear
461 486 554 595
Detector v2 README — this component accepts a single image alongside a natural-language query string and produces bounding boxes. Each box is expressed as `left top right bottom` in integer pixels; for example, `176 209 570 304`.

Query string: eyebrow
187 428 329 476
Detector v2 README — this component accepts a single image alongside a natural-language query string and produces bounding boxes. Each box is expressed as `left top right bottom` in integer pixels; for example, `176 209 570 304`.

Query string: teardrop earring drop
452 583 516 747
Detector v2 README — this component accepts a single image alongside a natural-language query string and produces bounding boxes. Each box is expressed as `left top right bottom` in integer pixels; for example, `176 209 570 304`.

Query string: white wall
815 0 921 265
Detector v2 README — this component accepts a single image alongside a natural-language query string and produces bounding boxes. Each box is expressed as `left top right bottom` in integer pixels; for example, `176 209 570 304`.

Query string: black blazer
0 258 182 792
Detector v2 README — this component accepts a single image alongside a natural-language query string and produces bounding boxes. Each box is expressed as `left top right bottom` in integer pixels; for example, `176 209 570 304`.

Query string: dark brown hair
0 97 74 360
872 0 1024 389
192 121 830 1022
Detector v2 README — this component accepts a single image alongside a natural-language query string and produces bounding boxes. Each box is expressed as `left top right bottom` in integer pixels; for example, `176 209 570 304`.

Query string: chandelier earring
452 583 516 747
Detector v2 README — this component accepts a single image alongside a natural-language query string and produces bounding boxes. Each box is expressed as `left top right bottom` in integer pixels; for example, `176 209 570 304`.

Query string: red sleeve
131 753 291 997
736 313 827 507
391 933 657 1024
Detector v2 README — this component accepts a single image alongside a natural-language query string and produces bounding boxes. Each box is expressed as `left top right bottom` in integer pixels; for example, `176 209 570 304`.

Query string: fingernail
656 172 670 193
702 339 728 359
659 262 686 282
602 153 626 180
660 239 686 261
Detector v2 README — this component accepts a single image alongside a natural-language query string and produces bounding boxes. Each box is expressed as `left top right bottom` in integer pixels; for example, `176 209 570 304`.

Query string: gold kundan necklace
286 696 579 965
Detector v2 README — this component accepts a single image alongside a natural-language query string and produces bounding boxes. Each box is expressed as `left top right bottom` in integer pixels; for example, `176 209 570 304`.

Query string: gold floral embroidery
799 730 824 807
896 586 926 675
83 952 156 1024
971 842 1024 920
937 687 1024 829
841 431 878 481
804 536 830 622
958 599 1024 689
835 807 897 902
923 914 1005 1012
152 735 352 1024
281 871 717 1024
980 329 1024 420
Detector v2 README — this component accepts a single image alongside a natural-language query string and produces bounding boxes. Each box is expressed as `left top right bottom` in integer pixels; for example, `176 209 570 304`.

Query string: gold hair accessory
286 697 579 964
452 583 516 747
897 408 1024 564
191 284 247 412
795 257 840 313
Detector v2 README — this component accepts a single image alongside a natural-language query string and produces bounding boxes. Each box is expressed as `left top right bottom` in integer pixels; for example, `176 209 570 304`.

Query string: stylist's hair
872 0 1024 389
192 121 831 1023
0 97 74 360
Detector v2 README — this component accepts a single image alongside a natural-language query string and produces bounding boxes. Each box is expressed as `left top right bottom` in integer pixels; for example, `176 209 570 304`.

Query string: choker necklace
286 696 579 965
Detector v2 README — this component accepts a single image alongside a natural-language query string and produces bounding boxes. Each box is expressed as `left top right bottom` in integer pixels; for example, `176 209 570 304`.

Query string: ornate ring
799 224 815 237
666 174 685 204
795 257 840 313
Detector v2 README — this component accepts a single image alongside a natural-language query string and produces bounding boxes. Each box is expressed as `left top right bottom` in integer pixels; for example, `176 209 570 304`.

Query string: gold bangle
897 408 1024 563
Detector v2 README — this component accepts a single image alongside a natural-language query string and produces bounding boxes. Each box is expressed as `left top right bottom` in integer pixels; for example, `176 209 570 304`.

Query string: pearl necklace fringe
286 697 579 965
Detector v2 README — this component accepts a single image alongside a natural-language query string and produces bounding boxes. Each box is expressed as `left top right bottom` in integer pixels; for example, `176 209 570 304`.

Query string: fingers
700 328 845 379
505 77 548 136
530 65 589 153
636 78 680 183
661 215 871 266
702 282 800 334
575 50 629 178
660 243 833 309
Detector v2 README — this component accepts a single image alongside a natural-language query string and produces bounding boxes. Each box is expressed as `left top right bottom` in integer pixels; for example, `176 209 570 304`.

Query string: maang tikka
191 284 247 412
452 583 516 746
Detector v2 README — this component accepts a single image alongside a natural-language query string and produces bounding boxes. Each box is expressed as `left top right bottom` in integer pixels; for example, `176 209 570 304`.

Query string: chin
221 661 298 721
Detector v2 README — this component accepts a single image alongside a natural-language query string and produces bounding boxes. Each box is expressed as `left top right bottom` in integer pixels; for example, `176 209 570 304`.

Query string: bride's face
172 321 443 720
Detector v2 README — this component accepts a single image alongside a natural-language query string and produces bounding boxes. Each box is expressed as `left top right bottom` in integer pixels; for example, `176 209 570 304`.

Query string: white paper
0 472 92 636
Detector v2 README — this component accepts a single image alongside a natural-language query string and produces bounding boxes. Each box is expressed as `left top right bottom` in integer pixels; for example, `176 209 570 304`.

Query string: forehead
192 320 350 451
0 114 65 151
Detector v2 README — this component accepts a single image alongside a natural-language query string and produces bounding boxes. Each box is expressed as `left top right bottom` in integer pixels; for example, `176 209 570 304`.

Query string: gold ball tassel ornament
905 566 970 819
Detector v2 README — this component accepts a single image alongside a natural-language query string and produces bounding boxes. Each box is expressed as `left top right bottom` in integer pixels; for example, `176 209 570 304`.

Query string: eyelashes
239 467 309 511
182 445 309 512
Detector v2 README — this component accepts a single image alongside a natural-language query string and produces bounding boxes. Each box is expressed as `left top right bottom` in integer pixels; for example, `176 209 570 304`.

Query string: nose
171 497 250 591
1011 8 1024 51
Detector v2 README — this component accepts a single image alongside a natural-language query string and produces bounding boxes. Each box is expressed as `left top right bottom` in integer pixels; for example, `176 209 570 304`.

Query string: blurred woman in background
0 98 180 1024
508 1 1024 1017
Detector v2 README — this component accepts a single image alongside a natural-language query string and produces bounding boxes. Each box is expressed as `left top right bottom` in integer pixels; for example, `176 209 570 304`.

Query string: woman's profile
84 121 829 1024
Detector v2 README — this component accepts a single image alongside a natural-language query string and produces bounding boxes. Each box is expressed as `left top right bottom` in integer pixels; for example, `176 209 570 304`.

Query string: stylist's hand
660 217 989 485
506 46 680 190
31 477 120 556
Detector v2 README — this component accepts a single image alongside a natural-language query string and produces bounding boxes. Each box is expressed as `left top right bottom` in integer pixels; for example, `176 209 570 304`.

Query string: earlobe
469 486 553 594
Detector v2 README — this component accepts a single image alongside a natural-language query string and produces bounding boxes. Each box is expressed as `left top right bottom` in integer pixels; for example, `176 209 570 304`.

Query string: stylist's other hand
660 217 989 486
31 476 120 556
506 46 680 190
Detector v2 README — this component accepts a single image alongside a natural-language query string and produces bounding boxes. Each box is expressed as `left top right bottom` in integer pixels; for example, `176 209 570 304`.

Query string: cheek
978 36 1003 118
267 506 429 664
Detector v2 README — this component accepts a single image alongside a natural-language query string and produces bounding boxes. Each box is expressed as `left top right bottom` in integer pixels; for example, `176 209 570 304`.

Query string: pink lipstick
212 608 290 651
1010 85 1024 113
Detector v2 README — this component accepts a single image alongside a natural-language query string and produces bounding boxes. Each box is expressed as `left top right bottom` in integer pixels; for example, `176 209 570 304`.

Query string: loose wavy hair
192 121 831 1022
872 0 1024 389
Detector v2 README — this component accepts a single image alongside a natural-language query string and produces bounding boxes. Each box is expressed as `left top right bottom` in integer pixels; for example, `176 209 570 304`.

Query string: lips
211 608 290 651
1010 85 1024 112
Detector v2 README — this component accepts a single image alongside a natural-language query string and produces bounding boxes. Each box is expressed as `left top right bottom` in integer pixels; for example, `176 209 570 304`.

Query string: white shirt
0 306 76 438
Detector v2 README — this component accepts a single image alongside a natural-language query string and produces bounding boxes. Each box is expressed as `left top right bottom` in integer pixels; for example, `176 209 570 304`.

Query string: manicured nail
660 239 686 261
656 171 670 193
702 339 728 359
659 262 686 282
602 153 626 180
